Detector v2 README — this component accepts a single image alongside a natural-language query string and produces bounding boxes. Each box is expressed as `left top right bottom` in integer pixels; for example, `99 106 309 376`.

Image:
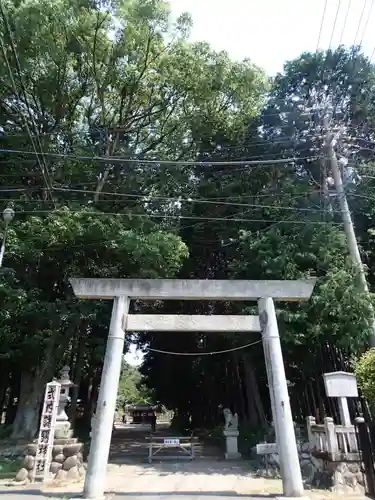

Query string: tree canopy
117 362 152 409
0 0 374 437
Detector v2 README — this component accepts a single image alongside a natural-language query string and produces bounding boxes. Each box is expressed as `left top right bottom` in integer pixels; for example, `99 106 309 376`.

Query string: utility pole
0 208 15 268
324 115 375 347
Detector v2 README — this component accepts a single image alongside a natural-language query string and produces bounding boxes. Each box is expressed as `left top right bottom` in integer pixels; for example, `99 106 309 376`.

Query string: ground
0 423 368 500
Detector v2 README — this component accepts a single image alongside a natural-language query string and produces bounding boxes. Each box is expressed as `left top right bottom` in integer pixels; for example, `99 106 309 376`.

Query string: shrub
354 348 375 405
0 425 12 440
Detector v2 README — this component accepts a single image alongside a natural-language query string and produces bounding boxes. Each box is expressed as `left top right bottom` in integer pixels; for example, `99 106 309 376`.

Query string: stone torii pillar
83 296 129 498
69 278 315 500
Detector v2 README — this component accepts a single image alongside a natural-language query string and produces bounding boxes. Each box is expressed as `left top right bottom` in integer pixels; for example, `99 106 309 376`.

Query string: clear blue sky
125 0 375 367
169 0 375 75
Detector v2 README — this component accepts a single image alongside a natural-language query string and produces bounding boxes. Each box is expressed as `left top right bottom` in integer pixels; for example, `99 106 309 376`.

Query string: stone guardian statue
223 407 239 431
221 406 241 460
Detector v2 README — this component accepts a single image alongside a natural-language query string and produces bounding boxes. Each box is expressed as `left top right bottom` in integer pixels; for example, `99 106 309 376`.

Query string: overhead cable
0 148 319 166
5 208 342 225
51 186 338 214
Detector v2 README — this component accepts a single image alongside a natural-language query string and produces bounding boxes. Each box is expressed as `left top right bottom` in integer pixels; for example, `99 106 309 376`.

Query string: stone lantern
55 365 75 438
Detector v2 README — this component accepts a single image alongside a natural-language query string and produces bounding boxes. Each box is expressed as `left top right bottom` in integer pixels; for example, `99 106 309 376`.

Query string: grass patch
0 457 22 478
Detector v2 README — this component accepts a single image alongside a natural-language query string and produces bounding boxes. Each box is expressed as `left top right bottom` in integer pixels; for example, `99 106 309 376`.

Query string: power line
3 212 305 253
0 188 27 192
0 148 319 166
0 2 56 207
324 115 375 348
0 137 319 165
333 3 375 150
0 110 320 139
348 192 375 201
51 186 336 214
316 0 329 50
0 132 304 150
339 0 353 45
328 0 343 49
7 208 342 225
357 0 375 46
0 35 54 202
353 0 369 46
0 190 321 201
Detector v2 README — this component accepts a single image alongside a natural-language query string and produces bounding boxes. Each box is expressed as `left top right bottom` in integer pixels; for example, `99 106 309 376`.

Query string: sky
125 0 375 366
169 0 375 75
124 344 144 366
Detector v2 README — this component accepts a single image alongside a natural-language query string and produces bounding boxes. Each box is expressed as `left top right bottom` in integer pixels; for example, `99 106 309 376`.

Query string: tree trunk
5 371 20 426
11 369 48 440
87 369 101 419
233 354 246 420
11 325 71 439
0 367 9 424
70 334 86 426
83 374 93 418
308 380 318 421
243 357 266 427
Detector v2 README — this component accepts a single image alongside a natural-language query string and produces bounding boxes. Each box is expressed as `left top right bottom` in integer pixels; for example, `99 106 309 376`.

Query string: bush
238 421 267 457
0 457 22 477
0 425 12 440
354 348 375 405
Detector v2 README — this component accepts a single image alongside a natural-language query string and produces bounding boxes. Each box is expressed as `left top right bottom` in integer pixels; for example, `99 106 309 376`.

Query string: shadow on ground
114 493 276 498
109 423 245 476
0 424 279 498
107 460 259 476
0 489 72 497
0 490 276 498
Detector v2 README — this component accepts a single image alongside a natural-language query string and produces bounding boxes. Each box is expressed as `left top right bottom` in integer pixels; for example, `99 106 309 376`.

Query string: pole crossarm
126 314 261 332
69 278 316 301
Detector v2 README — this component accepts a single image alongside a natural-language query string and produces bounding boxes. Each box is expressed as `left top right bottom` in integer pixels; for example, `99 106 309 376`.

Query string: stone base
225 452 242 460
223 429 239 438
224 431 240 461
14 437 86 485
54 424 74 440
327 461 365 495
254 438 365 495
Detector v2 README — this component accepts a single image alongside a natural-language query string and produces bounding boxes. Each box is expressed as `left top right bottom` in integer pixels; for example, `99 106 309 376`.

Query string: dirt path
0 461 368 500
0 424 367 500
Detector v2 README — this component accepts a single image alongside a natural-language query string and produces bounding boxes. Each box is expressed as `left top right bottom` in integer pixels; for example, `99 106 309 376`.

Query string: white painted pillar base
338 397 351 426
259 297 304 497
82 296 129 500
223 430 241 460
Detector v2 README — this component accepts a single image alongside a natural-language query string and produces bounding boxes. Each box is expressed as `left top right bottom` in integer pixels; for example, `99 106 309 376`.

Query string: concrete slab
69 278 316 301
126 315 261 332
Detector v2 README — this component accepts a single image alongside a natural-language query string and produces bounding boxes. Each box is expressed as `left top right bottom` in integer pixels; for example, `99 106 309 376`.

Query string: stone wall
255 439 365 495
14 440 85 484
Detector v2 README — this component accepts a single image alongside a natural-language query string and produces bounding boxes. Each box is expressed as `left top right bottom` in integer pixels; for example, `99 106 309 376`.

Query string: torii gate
69 278 316 500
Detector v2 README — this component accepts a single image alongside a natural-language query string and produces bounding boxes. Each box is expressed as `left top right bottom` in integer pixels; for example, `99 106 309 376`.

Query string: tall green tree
139 47 375 428
0 0 267 438
2 208 187 438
